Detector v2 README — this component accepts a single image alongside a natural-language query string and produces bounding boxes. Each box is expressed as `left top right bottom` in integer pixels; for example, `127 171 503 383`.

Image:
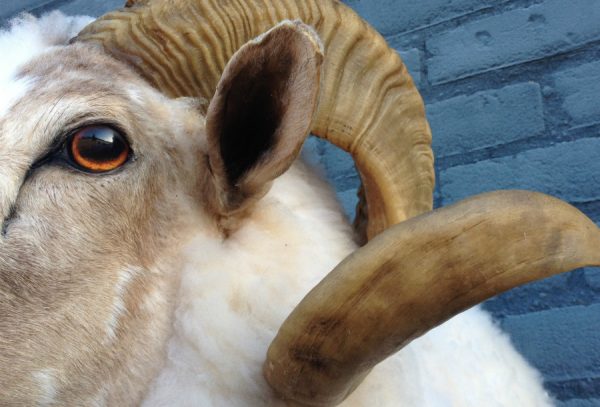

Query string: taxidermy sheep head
0 0 599 406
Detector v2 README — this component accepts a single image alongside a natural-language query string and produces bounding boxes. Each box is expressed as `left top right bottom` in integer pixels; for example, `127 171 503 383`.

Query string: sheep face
0 42 205 404
2 6 600 407
0 19 321 404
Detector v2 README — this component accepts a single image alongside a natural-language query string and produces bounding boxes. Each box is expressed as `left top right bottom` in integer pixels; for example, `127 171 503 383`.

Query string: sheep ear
205 21 323 217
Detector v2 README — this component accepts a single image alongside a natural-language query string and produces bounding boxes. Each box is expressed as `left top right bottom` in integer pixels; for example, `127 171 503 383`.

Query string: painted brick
301 136 323 168
302 137 360 219
558 398 600 407
500 304 600 381
1 0 125 23
343 0 504 36
428 82 544 157
553 60 600 128
427 0 600 84
336 189 358 222
0 0 49 20
539 377 600 404
56 0 125 17
314 139 359 192
485 268 599 318
398 48 422 86
440 138 600 205
585 268 600 290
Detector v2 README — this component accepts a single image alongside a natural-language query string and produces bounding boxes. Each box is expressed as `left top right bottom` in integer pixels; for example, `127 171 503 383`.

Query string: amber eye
68 126 130 173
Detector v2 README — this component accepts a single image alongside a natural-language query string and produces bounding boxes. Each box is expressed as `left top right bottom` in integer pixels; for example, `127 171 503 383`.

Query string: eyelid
30 138 66 171
29 120 131 171
30 121 89 170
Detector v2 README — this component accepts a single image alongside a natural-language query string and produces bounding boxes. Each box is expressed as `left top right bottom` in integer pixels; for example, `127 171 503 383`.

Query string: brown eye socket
68 126 130 173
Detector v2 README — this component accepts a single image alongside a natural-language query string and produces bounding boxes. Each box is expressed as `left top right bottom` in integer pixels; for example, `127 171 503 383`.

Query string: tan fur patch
0 42 213 405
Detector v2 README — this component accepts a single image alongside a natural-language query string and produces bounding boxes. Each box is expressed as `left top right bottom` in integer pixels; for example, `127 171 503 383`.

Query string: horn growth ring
74 0 435 243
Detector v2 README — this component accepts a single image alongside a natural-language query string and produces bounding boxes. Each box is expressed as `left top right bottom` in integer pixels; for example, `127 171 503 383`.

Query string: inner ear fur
205 21 323 224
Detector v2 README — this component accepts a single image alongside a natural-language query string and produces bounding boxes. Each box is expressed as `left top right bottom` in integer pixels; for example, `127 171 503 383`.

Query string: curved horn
72 3 600 407
264 190 600 406
73 0 434 242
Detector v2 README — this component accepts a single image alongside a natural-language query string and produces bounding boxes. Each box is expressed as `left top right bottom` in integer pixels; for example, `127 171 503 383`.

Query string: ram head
0 0 599 406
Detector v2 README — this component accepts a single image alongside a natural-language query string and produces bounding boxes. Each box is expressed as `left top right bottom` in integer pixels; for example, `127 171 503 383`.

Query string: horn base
263 190 600 406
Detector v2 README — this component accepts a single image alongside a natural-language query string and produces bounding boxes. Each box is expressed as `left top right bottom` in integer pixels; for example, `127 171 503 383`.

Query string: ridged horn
264 190 600 406
73 0 434 242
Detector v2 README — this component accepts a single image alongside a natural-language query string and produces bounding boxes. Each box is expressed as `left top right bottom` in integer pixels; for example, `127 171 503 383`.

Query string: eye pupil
69 126 130 172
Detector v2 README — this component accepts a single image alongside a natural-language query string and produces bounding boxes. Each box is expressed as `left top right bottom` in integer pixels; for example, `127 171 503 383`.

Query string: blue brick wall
2 0 600 405
0 0 123 24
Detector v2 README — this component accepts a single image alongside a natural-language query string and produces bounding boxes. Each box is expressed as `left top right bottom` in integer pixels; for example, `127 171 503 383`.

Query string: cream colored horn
263 190 600 406
73 0 434 243
73 4 600 406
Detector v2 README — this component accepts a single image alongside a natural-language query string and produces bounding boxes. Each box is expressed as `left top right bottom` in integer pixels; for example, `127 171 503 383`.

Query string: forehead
0 12 156 155
0 44 147 168
0 12 205 198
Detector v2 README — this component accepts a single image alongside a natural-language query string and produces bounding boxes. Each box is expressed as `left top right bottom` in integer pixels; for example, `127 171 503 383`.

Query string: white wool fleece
142 161 554 406
0 12 554 406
